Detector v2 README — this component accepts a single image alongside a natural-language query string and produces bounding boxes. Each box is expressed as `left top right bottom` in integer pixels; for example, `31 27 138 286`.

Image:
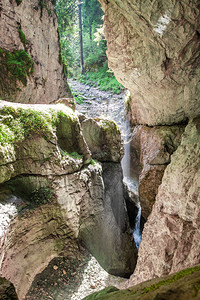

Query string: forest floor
25 80 128 300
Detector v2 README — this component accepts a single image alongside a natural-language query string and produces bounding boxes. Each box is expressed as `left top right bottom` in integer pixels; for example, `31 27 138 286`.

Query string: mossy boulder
0 101 91 184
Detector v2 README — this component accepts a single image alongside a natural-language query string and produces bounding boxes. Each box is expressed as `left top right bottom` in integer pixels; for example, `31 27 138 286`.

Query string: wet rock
131 125 184 219
79 162 137 277
128 117 200 285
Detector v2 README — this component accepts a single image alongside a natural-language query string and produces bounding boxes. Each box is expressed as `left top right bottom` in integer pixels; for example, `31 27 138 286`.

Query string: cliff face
99 0 200 286
100 0 200 126
0 0 71 103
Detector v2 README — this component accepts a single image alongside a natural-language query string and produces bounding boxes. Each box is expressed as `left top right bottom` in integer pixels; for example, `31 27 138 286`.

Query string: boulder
80 117 124 162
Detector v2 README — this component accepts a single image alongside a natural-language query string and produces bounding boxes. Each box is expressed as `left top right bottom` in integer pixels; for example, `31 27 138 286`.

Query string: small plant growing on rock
30 187 53 206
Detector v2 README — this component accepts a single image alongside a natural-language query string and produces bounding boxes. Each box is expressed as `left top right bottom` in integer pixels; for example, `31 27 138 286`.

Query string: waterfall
132 205 142 249
121 116 142 250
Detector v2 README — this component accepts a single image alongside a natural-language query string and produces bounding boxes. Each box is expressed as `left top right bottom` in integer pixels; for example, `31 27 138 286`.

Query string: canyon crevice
99 0 200 288
0 0 199 298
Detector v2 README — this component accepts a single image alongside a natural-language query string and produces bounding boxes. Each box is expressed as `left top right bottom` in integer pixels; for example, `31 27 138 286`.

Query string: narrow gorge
0 0 200 299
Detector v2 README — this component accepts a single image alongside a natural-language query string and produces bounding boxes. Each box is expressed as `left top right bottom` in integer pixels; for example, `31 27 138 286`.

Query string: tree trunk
78 2 84 74
89 23 93 53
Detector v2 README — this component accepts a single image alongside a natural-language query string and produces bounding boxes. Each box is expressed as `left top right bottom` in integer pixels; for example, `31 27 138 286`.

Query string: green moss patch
0 48 34 90
0 106 55 145
84 265 200 300
84 287 119 300
18 28 26 45
15 0 22 5
143 265 200 294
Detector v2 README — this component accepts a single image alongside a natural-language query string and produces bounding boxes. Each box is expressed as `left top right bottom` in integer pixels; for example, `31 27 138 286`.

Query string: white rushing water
133 205 142 250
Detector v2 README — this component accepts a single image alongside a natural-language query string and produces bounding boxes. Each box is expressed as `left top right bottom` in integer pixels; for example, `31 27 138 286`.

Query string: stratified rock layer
0 0 71 103
0 101 136 299
100 0 200 125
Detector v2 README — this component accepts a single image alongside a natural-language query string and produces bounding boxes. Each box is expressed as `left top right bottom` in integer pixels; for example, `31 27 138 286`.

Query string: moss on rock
84 265 200 300
0 48 34 96
18 28 26 46
15 0 22 5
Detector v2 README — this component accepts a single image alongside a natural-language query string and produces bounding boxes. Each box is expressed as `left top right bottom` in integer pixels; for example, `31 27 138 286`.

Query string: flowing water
68 79 142 248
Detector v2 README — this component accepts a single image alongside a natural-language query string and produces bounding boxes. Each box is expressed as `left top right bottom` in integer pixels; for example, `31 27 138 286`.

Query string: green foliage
77 64 124 94
74 95 84 105
15 0 22 5
30 187 53 206
0 48 34 86
55 0 105 76
18 28 26 45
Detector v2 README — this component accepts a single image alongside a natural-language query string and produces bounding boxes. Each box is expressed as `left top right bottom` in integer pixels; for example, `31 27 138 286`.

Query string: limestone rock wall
100 0 200 126
0 0 71 103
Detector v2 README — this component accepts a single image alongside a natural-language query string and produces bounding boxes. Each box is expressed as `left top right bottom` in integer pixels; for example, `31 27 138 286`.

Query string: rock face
128 118 200 285
0 101 136 299
131 125 185 220
100 0 200 126
0 0 71 103
84 265 200 300
80 117 124 162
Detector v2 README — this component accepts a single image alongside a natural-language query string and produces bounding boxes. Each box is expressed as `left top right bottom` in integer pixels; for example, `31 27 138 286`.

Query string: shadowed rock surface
0 277 18 300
